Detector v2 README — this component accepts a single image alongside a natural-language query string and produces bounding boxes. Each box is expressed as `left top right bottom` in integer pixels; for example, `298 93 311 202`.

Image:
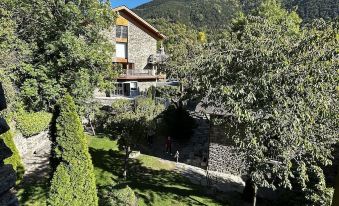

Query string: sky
110 0 151 9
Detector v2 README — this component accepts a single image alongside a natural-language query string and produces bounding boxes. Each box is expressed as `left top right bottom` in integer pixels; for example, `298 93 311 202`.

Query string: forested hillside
134 0 338 28
282 0 338 22
134 0 241 29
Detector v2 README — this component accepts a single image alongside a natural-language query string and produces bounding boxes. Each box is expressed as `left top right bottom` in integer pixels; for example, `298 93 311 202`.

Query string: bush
1 131 25 182
16 111 52 137
48 95 98 206
100 185 136 206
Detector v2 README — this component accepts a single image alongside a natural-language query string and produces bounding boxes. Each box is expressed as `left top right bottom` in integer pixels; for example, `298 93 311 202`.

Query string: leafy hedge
100 185 136 206
48 95 98 206
16 111 52 137
1 131 25 182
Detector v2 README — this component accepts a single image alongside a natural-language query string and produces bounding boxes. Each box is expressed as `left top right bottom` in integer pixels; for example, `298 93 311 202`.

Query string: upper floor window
116 25 128 38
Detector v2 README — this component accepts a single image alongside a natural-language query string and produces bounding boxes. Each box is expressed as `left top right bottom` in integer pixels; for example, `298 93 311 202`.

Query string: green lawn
88 135 230 206
16 181 48 206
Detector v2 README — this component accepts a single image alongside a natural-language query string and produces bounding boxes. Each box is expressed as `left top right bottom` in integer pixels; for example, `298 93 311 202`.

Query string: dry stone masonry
208 115 247 176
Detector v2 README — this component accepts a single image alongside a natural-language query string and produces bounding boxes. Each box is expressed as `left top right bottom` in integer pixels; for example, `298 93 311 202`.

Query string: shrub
100 185 136 206
1 131 25 182
16 111 52 137
48 95 98 206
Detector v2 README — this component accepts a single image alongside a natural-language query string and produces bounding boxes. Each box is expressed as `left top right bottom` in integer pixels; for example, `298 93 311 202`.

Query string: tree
3 0 118 111
193 0 338 205
48 95 98 206
148 18 203 81
108 97 164 179
333 168 339 206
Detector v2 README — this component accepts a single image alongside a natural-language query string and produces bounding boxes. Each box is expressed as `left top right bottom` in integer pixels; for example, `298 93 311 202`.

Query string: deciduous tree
193 0 338 205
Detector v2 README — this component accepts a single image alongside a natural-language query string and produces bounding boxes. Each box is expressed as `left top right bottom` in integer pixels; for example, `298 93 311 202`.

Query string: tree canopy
134 0 338 29
193 0 338 204
2 0 118 111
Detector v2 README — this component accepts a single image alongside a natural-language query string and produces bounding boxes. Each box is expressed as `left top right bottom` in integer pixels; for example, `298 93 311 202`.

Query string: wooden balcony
118 69 166 81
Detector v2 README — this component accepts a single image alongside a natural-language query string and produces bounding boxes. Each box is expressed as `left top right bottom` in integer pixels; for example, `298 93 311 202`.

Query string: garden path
14 132 51 205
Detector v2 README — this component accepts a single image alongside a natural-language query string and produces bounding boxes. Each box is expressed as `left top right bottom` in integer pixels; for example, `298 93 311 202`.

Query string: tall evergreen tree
48 94 98 206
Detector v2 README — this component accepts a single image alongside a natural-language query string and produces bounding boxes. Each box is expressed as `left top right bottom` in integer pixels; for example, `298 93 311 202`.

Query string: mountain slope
133 0 242 29
133 0 338 28
282 0 338 22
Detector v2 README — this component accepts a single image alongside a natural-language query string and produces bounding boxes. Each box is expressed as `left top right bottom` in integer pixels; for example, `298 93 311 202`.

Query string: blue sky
110 0 151 9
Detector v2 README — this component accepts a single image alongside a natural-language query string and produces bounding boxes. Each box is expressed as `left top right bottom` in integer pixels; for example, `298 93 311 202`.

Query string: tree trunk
89 117 96 136
242 178 257 206
333 166 339 206
123 146 130 180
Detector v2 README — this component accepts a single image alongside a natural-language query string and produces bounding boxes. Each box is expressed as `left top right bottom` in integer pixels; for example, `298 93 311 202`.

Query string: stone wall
138 82 156 93
208 115 247 176
0 140 18 206
127 19 157 70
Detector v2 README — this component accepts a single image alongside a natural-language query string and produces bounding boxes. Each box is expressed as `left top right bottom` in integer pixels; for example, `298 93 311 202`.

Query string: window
116 26 128 38
116 43 127 59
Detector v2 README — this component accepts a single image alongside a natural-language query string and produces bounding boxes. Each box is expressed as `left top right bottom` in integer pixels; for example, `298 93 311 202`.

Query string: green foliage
100 185 136 206
155 86 180 99
1 131 25 182
282 0 339 23
16 110 52 137
2 0 118 111
134 0 241 29
48 95 98 206
0 1 29 115
135 0 338 29
193 1 338 205
148 18 202 81
109 98 164 148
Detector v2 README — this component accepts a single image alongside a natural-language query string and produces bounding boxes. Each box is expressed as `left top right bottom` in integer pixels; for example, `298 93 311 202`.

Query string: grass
16 181 48 206
88 135 229 206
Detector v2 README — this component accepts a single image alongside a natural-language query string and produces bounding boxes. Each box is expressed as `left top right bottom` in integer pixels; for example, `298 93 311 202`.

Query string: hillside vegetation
134 0 338 28
134 0 241 29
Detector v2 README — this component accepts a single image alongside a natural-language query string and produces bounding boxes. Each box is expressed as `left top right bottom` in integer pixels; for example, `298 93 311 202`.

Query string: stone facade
138 81 156 93
112 14 158 70
208 115 247 176
127 19 157 70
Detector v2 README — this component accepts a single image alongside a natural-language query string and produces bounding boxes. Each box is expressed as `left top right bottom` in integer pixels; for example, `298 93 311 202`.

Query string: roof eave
113 6 166 41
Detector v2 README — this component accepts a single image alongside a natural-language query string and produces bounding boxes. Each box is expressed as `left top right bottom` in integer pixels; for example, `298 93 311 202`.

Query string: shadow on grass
15 155 50 206
89 147 229 206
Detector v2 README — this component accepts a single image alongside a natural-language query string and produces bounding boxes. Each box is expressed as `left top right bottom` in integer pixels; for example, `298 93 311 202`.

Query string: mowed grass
88 135 228 206
16 182 48 206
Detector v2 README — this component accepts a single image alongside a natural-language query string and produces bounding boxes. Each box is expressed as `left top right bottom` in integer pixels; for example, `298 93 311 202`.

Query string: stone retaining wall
208 115 247 176
0 140 18 205
14 131 51 179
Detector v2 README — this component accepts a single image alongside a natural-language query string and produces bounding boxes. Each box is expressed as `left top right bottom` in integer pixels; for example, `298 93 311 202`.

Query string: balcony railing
122 69 157 76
